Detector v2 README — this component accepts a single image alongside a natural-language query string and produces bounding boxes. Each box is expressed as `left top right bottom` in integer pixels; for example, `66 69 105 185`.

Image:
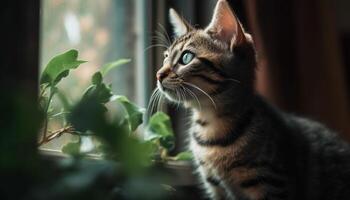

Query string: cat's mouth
158 79 196 103
157 79 218 110
157 79 208 107
157 80 182 102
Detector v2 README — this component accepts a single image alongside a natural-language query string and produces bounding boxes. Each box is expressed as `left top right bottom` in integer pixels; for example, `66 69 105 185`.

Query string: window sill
39 148 198 187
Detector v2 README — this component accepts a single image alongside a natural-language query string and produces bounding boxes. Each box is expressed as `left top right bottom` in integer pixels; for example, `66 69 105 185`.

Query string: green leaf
61 140 81 156
69 95 108 133
145 112 175 150
117 118 132 135
173 151 193 161
82 83 113 104
159 136 175 150
113 95 145 131
40 49 86 86
144 141 158 158
100 59 131 76
92 72 103 85
145 112 174 139
118 138 155 171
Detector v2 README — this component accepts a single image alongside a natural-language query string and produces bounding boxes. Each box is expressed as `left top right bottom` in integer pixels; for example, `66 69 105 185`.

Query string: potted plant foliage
33 49 197 199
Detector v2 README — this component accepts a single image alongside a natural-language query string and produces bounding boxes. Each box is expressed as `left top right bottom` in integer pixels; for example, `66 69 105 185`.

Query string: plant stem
160 147 168 161
38 126 92 146
39 84 49 99
38 126 74 146
42 87 55 141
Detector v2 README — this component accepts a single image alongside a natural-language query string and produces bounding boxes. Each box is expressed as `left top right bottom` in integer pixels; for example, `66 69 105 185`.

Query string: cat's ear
169 8 193 38
205 0 246 50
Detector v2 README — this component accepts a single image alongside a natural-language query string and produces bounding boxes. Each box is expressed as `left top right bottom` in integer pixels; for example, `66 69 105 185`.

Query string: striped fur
154 1 350 199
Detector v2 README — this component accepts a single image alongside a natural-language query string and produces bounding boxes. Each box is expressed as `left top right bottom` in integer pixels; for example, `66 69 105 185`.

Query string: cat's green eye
180 51 194 65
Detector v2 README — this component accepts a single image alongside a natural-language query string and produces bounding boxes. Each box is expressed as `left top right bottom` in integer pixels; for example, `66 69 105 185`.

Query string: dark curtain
243 0 350 141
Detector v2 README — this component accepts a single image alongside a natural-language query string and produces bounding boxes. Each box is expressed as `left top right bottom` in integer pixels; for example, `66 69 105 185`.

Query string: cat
153 0 350 199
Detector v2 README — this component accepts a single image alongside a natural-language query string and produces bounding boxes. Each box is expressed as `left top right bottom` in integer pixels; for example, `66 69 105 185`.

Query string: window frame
1 0 40 97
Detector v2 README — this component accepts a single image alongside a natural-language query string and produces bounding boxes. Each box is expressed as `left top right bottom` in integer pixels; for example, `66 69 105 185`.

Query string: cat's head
156 0 256 109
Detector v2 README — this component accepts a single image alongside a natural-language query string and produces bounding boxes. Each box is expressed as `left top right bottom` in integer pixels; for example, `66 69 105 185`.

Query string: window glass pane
40 0 138 150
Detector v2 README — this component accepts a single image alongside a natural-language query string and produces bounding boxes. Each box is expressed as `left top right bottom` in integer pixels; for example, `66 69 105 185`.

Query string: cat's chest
188 112 243 168
189 127 237 169
189 136 225 184
189 124 220 163
190 136 219 164
189 119 246 172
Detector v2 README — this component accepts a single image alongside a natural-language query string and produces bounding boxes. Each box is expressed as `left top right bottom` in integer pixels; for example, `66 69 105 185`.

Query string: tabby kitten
154 0 350 199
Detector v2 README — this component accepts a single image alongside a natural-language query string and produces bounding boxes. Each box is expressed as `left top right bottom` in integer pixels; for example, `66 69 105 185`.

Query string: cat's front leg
203 176 228 200
196 165 228 200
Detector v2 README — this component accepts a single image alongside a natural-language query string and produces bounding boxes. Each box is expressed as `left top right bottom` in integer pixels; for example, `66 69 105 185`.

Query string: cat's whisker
152 92 159 114
154 90 162 114
147 30 169 48
157 93 165 113
182 85 202 111
175 88 181 110
190 89 202 112
177 88 183 109
151 91 159 114
150 37 168 47
157 90 164 111
144 44 168 53
147 88 161 120
155 30 171 47
179 86 190 111
181 87 189 102
154 90 163 114
146 89 156 117
151 34 169 47
183 82 217 110
179 88 185 109
157 23 172 46
178 86 185 102
179 87 192 116
190 89 203 112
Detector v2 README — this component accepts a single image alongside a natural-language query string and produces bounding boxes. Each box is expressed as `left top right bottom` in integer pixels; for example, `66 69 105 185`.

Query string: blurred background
1 0 350 199
40 0 139 150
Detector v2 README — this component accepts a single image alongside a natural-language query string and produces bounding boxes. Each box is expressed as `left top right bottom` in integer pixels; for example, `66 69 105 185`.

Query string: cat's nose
156 72 166 81
156 68 171 81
